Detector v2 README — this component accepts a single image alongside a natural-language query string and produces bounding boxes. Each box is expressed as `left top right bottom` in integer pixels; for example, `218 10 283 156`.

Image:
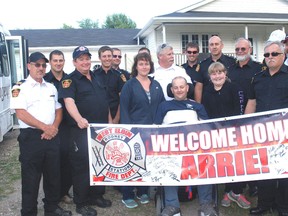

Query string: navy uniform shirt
181 62 201 86
93 67 125 118
44 71 68 90
228 59 263 108
58 70 109 126
248 64 288 112
195 54 236 87
202 81 244 119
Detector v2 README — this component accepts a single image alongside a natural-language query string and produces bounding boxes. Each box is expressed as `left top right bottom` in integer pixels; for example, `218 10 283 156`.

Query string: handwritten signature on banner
88 108 288 186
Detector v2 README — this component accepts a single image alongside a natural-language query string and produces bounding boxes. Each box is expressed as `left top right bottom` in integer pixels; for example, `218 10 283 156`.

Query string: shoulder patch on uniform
261 66 267 71
120 74 127 82
196 64 200 72
11 85 21 97
62 79 72 88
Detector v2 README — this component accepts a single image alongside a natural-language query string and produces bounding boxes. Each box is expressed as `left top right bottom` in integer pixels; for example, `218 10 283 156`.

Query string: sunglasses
235 47 246 52
30 62 47 68
263 52 283 58
113 55 122 59
187 51 199 55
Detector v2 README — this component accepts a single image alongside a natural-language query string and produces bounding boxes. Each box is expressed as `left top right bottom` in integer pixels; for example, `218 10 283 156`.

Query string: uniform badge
120 74 127 82
62 79 72 88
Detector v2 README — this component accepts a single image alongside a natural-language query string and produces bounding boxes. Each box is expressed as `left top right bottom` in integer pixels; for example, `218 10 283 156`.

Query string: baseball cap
73 46 92 59
28 52 48 63
268 30 286 42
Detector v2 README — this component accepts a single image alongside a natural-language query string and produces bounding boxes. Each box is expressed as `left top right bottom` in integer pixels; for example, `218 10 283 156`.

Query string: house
10 0 288 73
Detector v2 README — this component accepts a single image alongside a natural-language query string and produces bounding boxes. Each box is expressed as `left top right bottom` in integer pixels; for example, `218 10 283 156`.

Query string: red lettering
258 148 269 173
235 151 245 176
216 153 234 177
198 154 216 178
180 155 198 179
244 149 261 174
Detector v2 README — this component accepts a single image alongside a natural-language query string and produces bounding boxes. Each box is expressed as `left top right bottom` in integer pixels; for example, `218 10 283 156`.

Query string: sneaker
76 206 97 216
160 205 181 216
221 193 231 207
122 199 138 208
199 203 218 216
227 191 251 209
44 206 72 216
137 194 150 204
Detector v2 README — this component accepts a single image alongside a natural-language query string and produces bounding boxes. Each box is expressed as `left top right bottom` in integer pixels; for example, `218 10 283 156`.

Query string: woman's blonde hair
208 62 227 75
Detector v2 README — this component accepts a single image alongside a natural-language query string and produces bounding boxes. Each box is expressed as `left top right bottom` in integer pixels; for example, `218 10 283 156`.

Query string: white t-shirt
152 63 192 100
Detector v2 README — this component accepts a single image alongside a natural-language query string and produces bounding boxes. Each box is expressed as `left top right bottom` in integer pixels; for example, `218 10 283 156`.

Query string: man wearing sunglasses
245 41 288 216
112 47 131 81
181 42 201 87
10 52 71 216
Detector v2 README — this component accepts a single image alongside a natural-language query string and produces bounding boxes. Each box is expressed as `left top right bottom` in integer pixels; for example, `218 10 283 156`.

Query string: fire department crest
89 126 146 183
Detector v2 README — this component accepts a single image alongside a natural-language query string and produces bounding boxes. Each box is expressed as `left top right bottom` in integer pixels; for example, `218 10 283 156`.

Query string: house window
181 34 214 53
181 35 189 53
202 34 209 53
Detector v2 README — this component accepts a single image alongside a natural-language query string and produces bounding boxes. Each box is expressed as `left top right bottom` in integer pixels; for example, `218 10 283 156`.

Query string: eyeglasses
160 43 167 49
113 55 122 59
235 47 247 52
187 51 199 55
30 62 47 68
263 52 283 58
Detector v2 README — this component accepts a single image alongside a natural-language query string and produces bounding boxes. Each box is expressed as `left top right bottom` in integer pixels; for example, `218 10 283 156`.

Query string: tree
62 24 74 29
102 13 136 29
78 18 99 29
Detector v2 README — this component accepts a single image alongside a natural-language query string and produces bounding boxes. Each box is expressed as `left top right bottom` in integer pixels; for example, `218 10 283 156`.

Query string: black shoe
90 196 112 208
250 206 271 215
76 206 97 216
45 206 72 216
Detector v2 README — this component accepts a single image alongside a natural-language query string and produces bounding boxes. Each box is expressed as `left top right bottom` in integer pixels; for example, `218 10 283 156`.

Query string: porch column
162 24 166 43
245 25 249 39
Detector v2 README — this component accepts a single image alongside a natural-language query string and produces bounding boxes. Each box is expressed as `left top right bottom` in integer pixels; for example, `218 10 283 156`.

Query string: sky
0 0 194 30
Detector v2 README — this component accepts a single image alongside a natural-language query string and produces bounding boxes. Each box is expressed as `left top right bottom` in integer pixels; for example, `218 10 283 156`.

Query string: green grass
0 144 21 200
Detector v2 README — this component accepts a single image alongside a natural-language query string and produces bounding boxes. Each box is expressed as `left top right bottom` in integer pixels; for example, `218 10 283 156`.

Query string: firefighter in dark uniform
93 46 125 124
245 41 288 216
228 38 263 110
10 52 71 216
181 42 201 87
58 46 111 216
194 36 235 103
44 50 73 204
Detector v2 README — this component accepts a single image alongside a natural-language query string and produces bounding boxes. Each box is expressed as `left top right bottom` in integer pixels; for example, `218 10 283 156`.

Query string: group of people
10 28 288 216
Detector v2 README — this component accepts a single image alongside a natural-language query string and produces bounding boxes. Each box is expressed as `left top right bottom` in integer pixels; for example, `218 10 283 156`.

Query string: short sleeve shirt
248 64 288 112
58 70 109 126
10 75 61 128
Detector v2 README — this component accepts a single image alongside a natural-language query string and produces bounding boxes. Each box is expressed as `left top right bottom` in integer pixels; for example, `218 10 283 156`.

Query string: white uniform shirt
152 63 192 100
10 75 61 128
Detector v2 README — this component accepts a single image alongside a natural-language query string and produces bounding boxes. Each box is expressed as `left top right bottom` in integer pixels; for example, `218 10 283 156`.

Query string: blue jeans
121 186 148 200
164 184 213 208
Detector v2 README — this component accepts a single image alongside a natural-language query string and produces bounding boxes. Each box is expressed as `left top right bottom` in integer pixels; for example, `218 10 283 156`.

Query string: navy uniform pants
58 123 72 197
257 179 288 212
18 128 61 216
70 127 105 208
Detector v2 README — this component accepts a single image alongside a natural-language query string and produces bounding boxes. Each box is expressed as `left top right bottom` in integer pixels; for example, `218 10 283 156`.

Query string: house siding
193 0 288 13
